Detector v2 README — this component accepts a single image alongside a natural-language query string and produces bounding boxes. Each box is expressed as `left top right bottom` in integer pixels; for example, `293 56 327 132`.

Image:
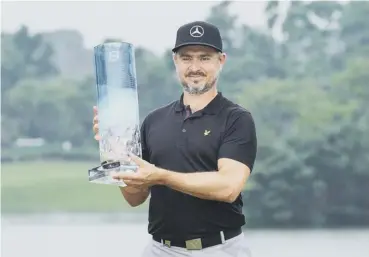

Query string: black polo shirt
140 92 257 240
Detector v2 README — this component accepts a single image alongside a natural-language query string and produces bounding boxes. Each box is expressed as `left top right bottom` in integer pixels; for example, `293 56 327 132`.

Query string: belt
152 227 242 250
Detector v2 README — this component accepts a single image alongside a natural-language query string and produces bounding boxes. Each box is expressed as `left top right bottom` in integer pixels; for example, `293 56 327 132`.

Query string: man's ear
220 52 227 65
172 52 178 64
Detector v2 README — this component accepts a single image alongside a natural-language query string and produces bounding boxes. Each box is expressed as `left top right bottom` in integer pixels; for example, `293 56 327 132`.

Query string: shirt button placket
176 118 188 148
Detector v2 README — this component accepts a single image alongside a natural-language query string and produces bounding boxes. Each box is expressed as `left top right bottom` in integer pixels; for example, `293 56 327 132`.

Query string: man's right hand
93 106 100 141
119 183 150 207
122 185 149 194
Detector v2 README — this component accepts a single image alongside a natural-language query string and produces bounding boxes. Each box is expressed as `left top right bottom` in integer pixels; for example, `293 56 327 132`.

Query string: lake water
2 213 368 257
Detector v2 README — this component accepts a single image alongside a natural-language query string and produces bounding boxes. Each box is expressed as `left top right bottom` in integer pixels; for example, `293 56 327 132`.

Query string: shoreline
2 212 369 232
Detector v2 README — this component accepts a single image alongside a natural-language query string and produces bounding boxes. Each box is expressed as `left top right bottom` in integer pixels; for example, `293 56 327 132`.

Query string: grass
1 161 149 214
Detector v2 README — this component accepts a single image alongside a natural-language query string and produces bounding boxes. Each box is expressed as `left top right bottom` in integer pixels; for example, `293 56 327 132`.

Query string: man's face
173 45 226 95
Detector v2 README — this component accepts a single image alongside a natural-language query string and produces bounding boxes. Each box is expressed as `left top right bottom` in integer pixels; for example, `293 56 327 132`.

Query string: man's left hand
111 154 164 187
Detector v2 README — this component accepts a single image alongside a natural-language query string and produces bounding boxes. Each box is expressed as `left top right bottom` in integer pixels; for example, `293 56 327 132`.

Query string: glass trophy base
88 161 138 187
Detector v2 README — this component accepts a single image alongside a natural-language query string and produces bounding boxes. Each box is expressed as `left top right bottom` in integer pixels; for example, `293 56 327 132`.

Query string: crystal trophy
88 42 142 187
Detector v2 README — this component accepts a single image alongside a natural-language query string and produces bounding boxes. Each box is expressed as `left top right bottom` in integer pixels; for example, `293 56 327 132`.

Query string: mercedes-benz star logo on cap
190 25 204 38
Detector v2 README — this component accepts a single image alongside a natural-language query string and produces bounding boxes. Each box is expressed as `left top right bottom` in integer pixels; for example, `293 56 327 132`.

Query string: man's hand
111 154 164 187
122 185 149 194
92 106 100 140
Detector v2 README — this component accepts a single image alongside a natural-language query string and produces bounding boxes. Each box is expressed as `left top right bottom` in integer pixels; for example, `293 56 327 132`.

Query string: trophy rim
94 41 133 49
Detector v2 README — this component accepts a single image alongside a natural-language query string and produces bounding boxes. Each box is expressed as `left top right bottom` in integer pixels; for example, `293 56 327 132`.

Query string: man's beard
181 79 216 95
179 69 221 95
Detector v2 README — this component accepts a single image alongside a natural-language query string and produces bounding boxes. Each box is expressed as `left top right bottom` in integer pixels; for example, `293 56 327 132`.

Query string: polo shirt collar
175 92 224 115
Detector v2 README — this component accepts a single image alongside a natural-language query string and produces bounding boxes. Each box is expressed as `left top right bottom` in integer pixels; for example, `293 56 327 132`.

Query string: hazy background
1 1 369 257
1 1 271 54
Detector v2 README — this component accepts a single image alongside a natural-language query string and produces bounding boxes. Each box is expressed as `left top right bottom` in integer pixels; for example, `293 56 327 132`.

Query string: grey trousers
140 232 252 257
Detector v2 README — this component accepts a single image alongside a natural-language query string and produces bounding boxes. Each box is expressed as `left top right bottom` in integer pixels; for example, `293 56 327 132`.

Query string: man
93 21 257 257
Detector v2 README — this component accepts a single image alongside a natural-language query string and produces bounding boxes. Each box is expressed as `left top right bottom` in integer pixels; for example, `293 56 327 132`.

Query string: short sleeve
218 110 257 172
140 118 150 162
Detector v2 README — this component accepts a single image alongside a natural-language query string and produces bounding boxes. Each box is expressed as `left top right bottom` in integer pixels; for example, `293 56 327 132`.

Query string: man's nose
189 60 201 70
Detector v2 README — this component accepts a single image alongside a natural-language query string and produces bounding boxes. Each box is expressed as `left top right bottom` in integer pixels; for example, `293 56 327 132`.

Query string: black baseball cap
172 21 223 53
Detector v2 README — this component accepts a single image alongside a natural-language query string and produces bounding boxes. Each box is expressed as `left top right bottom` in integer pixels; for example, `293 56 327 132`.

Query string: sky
1 0 268 54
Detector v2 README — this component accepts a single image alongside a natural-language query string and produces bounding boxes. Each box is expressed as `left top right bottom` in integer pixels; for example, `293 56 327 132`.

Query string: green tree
265 1 344 77
1 25 58 93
